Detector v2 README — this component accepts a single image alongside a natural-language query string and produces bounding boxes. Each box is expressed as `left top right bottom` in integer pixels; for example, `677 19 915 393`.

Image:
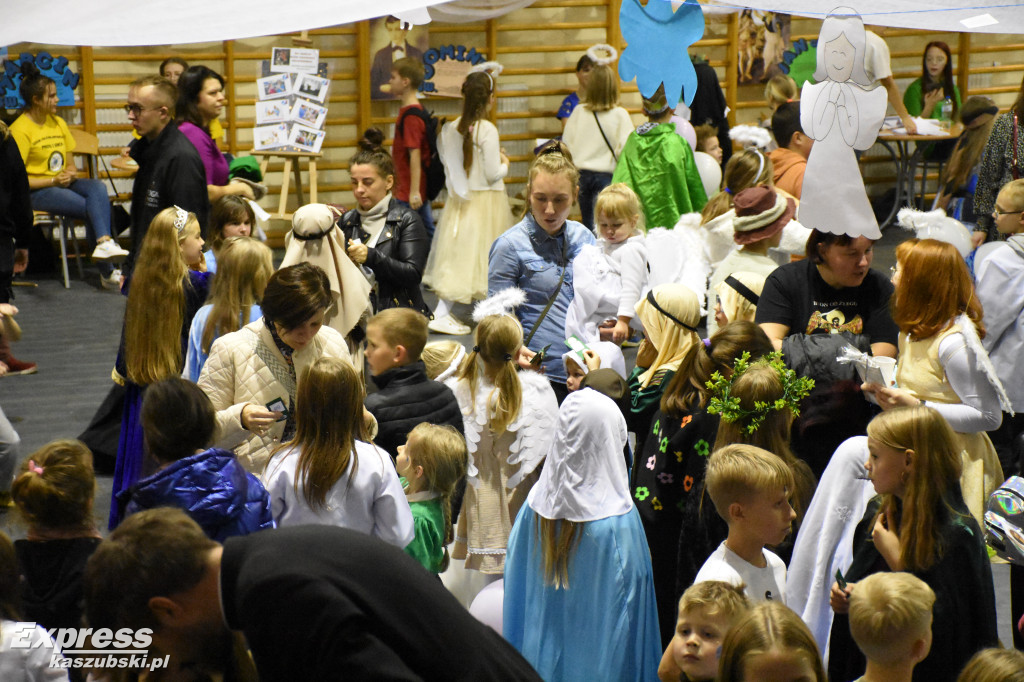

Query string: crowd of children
4 38 1024 682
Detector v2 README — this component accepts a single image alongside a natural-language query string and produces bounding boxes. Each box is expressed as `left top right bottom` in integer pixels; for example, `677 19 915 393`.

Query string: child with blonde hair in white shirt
566 183 648 344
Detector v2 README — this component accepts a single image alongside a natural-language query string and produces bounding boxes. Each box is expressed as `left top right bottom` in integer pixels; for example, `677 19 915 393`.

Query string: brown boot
0 333 36 376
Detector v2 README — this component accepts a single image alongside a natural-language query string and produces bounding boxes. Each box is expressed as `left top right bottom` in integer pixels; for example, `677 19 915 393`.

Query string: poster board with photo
253 51 330 152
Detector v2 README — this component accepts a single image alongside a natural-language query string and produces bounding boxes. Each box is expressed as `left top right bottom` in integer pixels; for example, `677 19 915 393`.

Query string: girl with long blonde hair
503 387 660 680
447 312 557 584
185 236 273 381
110 206 210 528
827 405 998 681
262 357 413 546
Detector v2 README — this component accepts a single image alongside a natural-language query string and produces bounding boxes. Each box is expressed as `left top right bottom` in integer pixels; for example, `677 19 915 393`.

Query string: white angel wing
505 372 560 489
645 213 711 310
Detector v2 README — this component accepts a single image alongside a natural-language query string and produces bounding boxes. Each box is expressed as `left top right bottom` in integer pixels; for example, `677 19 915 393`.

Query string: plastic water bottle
941 97 953 129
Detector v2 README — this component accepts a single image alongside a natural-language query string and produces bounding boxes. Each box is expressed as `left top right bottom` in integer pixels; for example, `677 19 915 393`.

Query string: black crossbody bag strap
524 236 568 347
593 111 618 163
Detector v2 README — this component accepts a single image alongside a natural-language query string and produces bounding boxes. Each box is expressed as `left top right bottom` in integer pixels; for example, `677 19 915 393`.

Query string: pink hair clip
28 460 44 475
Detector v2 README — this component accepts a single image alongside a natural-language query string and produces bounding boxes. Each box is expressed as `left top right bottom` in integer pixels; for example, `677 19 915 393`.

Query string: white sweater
563 105 633 174
439 118 508 198
602 235 648 319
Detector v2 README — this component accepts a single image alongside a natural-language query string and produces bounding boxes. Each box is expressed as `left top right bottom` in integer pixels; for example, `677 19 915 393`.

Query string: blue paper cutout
618 0 705 108
1 52 80 110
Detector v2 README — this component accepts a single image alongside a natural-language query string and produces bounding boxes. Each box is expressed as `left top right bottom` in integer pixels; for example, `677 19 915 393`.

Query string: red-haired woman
902 41 960 120
862 238 1009 526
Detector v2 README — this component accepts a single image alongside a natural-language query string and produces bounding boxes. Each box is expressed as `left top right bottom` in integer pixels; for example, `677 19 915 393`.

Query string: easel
252 29 323 221
252 150 321 220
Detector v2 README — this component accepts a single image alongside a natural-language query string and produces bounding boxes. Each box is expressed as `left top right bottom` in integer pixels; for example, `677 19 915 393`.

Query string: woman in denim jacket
488 143 595 401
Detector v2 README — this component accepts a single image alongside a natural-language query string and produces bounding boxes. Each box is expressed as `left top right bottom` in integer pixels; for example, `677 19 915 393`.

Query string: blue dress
503 505 661 682
110 270 211 529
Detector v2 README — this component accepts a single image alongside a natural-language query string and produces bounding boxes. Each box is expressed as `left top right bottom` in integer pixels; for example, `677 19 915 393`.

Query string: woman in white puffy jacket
198 263 353 473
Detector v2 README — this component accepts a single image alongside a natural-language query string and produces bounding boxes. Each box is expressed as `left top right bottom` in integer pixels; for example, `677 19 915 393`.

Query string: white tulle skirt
423 189 514 304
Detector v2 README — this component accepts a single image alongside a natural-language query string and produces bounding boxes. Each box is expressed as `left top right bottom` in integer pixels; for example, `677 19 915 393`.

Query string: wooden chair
32 129 102 288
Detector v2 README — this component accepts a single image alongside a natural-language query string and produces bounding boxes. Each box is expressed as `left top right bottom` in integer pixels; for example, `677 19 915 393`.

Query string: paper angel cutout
798 8 886 240
618 0 704 109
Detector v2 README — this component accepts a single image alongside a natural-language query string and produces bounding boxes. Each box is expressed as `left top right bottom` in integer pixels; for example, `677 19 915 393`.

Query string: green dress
612 122 708 229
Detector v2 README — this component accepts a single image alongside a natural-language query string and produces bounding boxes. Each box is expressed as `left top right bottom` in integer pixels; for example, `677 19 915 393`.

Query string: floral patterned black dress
631 406 720 647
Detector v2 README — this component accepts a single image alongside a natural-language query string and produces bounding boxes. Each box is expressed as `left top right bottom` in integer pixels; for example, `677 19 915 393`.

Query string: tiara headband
586 43 618 66
173 206 189 233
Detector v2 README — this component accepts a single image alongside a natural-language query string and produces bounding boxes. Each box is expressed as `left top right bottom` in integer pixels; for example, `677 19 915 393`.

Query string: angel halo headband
172 206 190 233
469 61 503 92
586 43 618 66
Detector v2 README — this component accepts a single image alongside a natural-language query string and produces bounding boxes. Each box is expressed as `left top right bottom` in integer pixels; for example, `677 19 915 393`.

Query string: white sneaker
428 314 471 336
92 240 130 261
100 268 122 291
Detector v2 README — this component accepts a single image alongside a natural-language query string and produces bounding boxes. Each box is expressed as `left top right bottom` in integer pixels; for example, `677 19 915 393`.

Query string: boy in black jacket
364 308 463 460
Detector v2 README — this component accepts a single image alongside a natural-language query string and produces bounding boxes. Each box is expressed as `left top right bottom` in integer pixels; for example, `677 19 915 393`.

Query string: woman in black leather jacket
338 128 430 316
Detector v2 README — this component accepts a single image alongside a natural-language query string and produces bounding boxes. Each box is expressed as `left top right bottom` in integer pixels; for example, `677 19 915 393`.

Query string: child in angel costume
565 183 648 344
447 291 558 584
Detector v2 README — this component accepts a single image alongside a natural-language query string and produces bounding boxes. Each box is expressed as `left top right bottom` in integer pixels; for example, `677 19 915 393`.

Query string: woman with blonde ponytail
445 313 557 586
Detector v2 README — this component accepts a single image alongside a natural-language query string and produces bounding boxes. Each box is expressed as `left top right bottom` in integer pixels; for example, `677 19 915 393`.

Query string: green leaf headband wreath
705 351 814 435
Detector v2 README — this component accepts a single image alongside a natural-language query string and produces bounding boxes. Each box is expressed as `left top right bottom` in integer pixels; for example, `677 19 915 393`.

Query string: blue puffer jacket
119 448 275 541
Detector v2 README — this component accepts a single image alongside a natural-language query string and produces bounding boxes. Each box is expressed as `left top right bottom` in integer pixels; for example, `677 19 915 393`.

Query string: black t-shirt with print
755 258 898 346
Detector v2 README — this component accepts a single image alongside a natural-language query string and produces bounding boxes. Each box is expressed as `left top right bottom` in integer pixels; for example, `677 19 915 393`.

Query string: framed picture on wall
369 16 429 100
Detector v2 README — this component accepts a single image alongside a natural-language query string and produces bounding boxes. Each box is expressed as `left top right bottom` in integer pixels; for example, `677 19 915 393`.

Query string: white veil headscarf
280 203 371 337
527 388 632 522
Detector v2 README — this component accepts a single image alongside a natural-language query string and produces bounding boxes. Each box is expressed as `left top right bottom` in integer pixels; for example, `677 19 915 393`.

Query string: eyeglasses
994 206 1023 216
123 103 163 117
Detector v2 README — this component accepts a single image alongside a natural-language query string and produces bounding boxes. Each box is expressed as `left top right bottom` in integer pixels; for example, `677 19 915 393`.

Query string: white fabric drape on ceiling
428 0 537 23
2 0 1021 47
703 0 1024 34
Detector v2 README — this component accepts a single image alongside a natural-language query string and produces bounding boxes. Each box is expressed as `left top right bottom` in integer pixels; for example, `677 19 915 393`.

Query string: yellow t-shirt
9 113 75 177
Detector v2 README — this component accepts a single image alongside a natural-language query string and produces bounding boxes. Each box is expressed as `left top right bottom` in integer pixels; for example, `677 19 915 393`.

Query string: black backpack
396 107 446 201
